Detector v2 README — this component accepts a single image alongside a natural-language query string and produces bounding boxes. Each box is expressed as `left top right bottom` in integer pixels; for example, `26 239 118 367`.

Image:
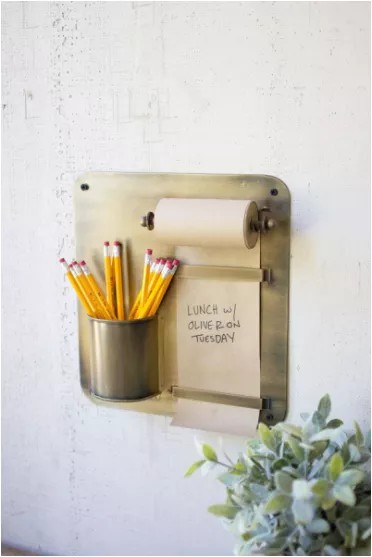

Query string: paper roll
153 198 258 249
171 400 259 436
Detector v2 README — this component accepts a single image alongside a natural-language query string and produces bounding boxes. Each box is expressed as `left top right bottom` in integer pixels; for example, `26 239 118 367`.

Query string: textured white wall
2 2 370 555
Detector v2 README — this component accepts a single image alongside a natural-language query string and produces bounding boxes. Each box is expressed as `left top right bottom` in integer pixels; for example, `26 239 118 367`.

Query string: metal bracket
74 172 290 429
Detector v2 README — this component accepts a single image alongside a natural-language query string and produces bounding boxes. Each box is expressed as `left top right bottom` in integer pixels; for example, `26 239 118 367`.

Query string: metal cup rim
88 315 157 325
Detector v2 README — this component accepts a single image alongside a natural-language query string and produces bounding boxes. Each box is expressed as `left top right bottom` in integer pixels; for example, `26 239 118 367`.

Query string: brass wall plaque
74 173 290 426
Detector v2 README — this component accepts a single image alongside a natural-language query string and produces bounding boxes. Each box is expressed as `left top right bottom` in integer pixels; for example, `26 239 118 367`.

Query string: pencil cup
88 316 159 401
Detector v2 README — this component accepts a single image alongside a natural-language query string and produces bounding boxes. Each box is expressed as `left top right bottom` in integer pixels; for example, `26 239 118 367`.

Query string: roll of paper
153 198 258 249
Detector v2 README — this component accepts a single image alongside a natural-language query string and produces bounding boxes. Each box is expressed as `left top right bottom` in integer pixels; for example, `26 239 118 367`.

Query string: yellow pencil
149 259 179 316
140 249 153 308
104 242 116 317
59 258 94 316
113 241 125 320
137 261 173 319
133 258 166 319
147 258 166 294
129 259 158 319
68 261 97 316
80 260 115 320
72 261 104 318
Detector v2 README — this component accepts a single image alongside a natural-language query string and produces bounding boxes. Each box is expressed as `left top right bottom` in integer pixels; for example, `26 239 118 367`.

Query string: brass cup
88 316 159 401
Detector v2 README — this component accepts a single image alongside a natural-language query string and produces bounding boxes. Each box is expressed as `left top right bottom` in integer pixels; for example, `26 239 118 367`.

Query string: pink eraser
154 258 160 264
160 258 166 264
103 241 109 246
113 241 121 246
166 261 173 269
59 258 65 263
80 260 86 266
173 259 180 266
146 248 153 255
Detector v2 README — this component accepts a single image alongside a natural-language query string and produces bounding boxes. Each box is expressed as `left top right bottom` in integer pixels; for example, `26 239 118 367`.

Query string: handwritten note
175 279 260 395
187 302 240 345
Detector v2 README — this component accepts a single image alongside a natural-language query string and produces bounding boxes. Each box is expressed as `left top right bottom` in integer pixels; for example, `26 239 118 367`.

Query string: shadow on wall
1 545 42 556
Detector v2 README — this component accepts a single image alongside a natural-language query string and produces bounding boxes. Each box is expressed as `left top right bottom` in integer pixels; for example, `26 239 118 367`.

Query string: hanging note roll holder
140 197 279 418
74 173 290 428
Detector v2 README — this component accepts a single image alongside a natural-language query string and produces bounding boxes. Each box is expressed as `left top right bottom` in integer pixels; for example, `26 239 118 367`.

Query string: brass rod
176 265 266 282
171 385 270 410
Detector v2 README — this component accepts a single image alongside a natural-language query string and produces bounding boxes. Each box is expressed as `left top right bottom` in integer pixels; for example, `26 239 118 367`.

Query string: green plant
185 395 371 556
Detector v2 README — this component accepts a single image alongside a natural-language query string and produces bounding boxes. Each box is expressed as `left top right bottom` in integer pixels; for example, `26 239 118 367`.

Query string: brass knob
265 218 276 230
252 211 277 233
140 211 154 231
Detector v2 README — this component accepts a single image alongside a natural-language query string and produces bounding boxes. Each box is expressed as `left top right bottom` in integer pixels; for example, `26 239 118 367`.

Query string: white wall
2 2 370 555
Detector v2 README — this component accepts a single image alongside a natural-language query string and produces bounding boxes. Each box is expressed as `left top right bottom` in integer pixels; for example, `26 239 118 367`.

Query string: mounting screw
270 188 278 196
81 183 89 191
266 413 274 422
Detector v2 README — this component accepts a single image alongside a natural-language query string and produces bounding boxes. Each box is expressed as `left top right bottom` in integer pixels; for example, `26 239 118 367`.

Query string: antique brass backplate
74 172 290 426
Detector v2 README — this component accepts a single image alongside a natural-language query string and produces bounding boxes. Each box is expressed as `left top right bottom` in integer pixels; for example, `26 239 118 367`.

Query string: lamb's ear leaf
202 444 217 462
328 453 344 481
264 494 291 514
258 423 276 451
184 460 205 477
318 394 331 420
208 504 239 519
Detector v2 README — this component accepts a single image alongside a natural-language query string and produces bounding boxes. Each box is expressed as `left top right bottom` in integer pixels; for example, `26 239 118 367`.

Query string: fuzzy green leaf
208 504 239 519
233 461 247 474
307 518 330 534
258 423 276 452
292 499 315 524
272 458 289 472
312 410 326 427
348 443 362 462
337 469 364 487
293 479 313 500
274 471 294 494
328 453 344 481
311 440 329 458
310 427 347 446
218 472 243 488
184 460 205 477
318 394 331 420
264 494 291 514
277 423 302 440
249 483 269 500
326 419 344 429
333 484 356 506
341 443 351 463
322 494 337 510
354 421 364 447
286 437 305 460
311 478 330 498
202 444 217 462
